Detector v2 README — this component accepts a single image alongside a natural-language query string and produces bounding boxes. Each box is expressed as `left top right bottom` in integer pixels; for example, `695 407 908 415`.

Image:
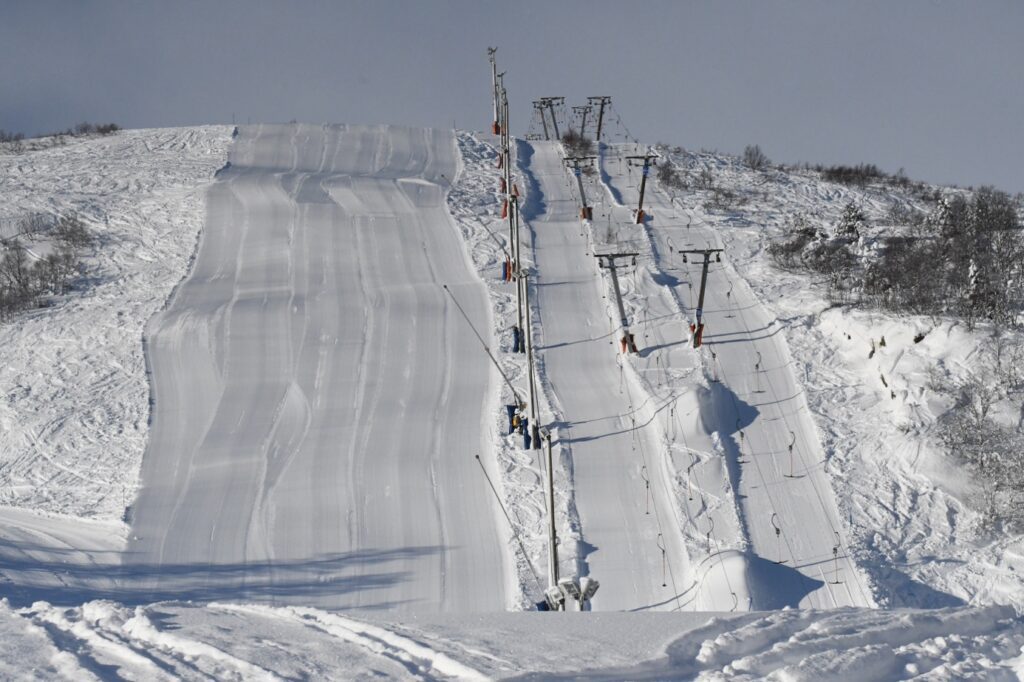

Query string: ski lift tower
564 156 596 220
532 100 550 140
677 248 723 348
587 96 612 143
539 97 565 139
595 251 640 354
625 152 658 224
571 105 592 138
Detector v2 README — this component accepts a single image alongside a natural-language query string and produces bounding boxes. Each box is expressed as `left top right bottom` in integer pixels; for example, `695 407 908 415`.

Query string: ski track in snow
581 143 875 609
515 140 692 611
649 144 1024 610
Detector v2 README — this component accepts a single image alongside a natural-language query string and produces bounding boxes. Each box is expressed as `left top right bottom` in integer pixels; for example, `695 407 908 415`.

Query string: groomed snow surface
2 123 1024 677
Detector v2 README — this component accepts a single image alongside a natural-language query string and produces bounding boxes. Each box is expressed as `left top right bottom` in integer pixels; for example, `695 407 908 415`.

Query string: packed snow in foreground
3 598 1023 680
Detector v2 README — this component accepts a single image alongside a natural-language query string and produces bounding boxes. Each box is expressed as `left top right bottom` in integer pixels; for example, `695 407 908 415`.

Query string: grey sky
2 1 1021 192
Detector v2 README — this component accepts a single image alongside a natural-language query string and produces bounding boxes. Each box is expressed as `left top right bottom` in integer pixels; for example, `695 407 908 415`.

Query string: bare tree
742 144 769 171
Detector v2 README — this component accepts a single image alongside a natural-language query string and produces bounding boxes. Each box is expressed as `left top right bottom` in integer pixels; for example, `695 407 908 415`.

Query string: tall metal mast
625 153 658 223
595 252 640 354
678 248 723 347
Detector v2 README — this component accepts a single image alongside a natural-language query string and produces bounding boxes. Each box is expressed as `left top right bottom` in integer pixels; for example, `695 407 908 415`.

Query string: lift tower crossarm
677 248 724 348
625 153 659 224
594 251 640 354
563 156 597 220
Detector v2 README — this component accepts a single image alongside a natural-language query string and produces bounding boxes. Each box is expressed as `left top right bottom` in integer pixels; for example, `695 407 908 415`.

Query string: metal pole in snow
546 99 561 139
625 154 657 222
564 156 596 217
679 249 723 348
595 252 639 353
544 431 559 594
503 91 512 191
488 48 499 133
608 260 629 331
512 197 524 342
534 101 549 141
522 270 541 448
572 105 591 138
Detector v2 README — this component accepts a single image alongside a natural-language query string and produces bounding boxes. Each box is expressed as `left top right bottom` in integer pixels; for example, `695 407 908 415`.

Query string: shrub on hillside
742 144 769 171
656 162 687 191
938 340 1024 531
851 188 1023 326
818 163 886 186
561 129 594 157
0 213 90 320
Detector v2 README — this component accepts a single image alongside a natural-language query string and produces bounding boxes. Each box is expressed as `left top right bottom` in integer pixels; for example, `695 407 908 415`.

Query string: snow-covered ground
643 144 1024 610
2 121 1024 676
3 598 1023 680
0 126 232 521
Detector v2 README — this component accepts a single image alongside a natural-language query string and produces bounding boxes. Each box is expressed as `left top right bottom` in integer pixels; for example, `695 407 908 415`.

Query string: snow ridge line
212 603 486 680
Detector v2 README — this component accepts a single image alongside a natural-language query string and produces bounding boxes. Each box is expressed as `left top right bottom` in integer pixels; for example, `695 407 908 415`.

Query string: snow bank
0 127 232 521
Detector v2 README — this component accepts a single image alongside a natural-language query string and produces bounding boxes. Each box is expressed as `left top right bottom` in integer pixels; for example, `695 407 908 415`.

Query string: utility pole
587 96 612 143
532 100 550 141
539 427 559 605
595 252 640 354
564 156 596 220
508 195 525 352
678 248 723 348
519 268 541 449
539 97 564 139
572 105 592 138
625 153 658 224
496 72 506 136
488 48 500 135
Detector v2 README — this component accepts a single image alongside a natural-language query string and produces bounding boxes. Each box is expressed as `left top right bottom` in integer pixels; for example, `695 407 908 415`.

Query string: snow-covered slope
645 145 1024 610
517 140 691 610
3 120 1024 676
579 143 873 609
126 124 509 611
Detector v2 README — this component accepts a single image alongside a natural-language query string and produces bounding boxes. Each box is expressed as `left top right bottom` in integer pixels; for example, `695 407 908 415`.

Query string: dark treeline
770 189 1024 329
0 123 121 152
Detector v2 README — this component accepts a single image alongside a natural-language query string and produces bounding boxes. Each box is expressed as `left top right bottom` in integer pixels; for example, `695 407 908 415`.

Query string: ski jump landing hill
126 124 509 611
